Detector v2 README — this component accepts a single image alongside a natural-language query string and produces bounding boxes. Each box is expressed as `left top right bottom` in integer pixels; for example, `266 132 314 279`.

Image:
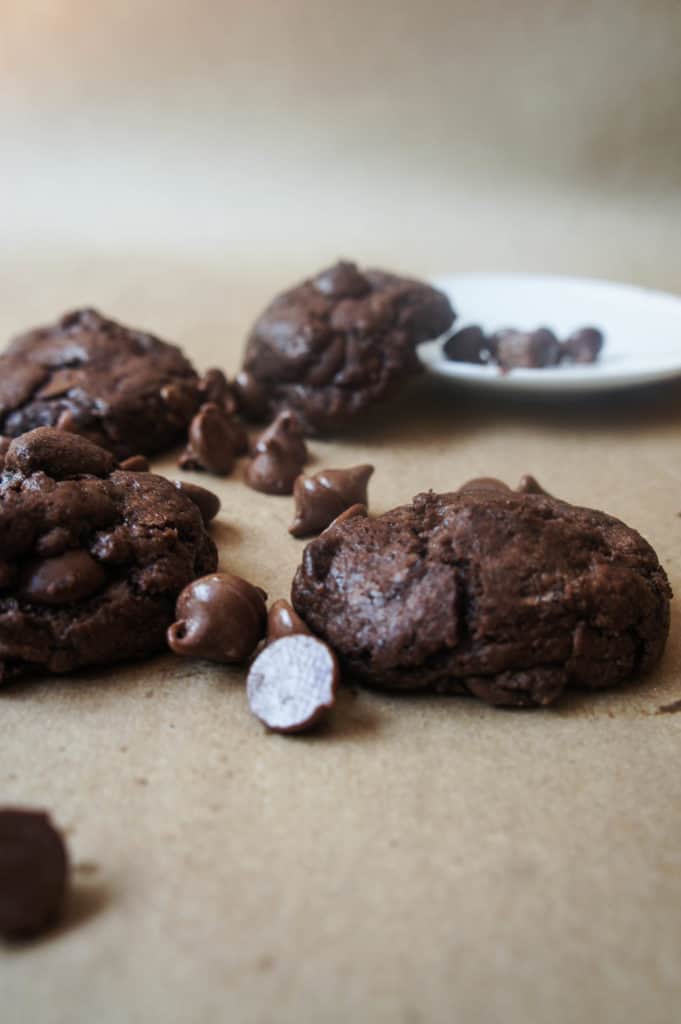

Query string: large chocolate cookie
0 308 201 458
0 428 217 683
240 261 455 434
291 479 671 707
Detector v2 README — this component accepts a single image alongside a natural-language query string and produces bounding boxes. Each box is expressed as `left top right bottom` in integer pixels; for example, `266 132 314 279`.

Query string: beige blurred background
1 0 680 295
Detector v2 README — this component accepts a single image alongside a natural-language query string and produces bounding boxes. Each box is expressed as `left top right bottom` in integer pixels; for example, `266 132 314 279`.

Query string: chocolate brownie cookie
291 479 671 707
0 428 216 683
240 261 455 434
0 308 202 458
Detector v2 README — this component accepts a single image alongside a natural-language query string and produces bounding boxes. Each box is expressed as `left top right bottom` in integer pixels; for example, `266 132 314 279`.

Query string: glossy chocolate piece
267 599 311 642
289 464 374 538
179 403 240 476
21 549 107 606
245 410 308 495
173 481 221 525
493 328 561 369
562 327 604 364
167 572 267 663
119 454 150 472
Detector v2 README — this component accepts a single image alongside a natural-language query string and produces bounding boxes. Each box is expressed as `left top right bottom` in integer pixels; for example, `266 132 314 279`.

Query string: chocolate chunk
173 481 221 525
232 370 269 421
247 634 339 733
179 403 242 476
5 427 116 479
0 808 69 939
21 549 107 606
267 599 312 642
119 454 150 472
493 328 561 369
442 325 489 364
289 464 374 538
313 261 371 299
562 327 604 364
322 503 368 533
245 411 308 496
167 572 267 663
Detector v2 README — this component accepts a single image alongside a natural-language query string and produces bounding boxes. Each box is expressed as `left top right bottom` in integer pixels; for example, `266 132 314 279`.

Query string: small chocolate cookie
240 261 455 434
0 308 202 458
291 481 671 707
0 428 217 683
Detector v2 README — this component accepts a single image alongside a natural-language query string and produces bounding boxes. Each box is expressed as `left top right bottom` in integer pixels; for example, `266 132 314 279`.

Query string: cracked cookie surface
291 482 671 706
241 261 455 434
0 428 217 683
0 308 201 458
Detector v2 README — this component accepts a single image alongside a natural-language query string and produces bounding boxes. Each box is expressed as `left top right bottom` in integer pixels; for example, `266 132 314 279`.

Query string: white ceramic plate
419 273 681 392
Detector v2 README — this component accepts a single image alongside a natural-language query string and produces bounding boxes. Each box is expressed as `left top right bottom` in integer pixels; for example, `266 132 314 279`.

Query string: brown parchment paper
0 258 680 1024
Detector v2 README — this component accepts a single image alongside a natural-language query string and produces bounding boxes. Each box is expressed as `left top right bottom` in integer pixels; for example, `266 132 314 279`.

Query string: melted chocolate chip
173 481 221 524
267 599 311 643
179 403 240 476
5 427 116 479
167 572 267 663
119 455 150 472
0 808 69 939
21 549 107 606
289 464 374 538
247 634 339 733
245 411 308 495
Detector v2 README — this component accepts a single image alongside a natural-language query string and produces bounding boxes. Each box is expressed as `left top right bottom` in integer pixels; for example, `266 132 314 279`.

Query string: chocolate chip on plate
173 481 221 525
289 464 374 538
493 327 561 369
267 599 311 643
247 634 339 733
167 572 267 663
0 808 69 939
562 326 604 364
245 410 308 495
442 325 489 364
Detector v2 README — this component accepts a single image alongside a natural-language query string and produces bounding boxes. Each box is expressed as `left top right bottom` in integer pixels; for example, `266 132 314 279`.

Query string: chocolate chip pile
443 324 604 369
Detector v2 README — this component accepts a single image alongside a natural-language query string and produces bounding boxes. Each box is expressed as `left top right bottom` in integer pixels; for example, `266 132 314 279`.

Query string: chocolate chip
312 261 370 299
457 477 512 495
322 503 368 533
173 481 221 524
267 599 311 642
5 427 116 479
198 368 234 411
516 474 550 496
245 410 308 495
247 634 339 733
493 328 561 369
179 403 240 476
0 808 69 939
35 527 73 558
562 327 604 364
289 464 374 538
119 454 150 472
21 549 107 606
0 436 11 472
160 382 199 421
233 369 269 421
167 572 267 663
442 325 488 364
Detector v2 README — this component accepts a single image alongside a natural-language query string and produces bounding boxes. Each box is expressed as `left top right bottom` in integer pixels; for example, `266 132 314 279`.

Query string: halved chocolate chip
22 549 107 606
247 634 339 733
